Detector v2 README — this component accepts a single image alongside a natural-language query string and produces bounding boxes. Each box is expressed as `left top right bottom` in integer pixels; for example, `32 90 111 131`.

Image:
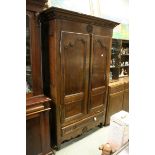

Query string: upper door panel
89 35 111 113
60 31 90 124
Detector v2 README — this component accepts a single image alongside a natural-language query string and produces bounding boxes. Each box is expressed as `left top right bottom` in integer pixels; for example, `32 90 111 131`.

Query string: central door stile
87 33 93 113
60 31 65 124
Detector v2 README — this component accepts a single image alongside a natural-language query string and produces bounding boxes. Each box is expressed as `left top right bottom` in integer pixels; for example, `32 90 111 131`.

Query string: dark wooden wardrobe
39 7 119 148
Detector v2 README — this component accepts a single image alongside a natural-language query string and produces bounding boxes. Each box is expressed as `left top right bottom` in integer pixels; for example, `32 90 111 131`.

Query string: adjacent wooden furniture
39 7 119 148
105 77 129 125
106 38 129 126
26 0 54 155
122 81 129 112
26 96 52 155
110 39 129 80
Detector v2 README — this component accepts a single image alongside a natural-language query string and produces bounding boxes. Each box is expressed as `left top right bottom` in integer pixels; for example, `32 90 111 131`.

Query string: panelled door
60 31 90 125
89 35 111 113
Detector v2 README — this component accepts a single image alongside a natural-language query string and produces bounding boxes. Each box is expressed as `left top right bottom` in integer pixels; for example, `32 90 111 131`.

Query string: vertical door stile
60 31 65 124
88 33 94 113
84 37 88 115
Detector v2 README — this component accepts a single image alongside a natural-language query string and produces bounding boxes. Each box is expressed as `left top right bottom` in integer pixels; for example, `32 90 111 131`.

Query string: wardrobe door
89 35 111 113
60 31 90 125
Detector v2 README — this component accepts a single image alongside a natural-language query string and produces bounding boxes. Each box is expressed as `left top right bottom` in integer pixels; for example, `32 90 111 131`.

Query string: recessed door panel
89 35 111 112
61 31 90 124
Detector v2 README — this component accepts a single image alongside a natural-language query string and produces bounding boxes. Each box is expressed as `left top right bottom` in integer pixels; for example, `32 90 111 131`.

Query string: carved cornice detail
64 42 74 49
86 25 93 33
94 39 107 50
64 38 86 49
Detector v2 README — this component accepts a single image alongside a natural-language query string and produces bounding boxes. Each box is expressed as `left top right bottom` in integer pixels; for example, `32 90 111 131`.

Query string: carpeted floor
54 126 110 155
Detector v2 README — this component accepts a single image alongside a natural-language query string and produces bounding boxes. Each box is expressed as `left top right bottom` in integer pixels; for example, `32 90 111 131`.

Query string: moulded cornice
39 7 119 29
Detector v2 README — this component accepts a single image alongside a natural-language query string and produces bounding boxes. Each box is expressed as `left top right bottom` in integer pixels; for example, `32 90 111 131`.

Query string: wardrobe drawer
61 112 104 137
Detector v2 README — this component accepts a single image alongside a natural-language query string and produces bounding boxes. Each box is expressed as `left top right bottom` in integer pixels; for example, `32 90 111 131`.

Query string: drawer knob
94 117 97 121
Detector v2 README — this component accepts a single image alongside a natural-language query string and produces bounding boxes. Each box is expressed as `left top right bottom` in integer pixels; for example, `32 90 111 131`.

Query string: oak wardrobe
39 7 119 148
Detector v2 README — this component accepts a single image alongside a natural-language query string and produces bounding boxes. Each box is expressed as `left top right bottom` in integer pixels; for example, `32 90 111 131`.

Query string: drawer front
109 84 124 94
61 112 104 139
